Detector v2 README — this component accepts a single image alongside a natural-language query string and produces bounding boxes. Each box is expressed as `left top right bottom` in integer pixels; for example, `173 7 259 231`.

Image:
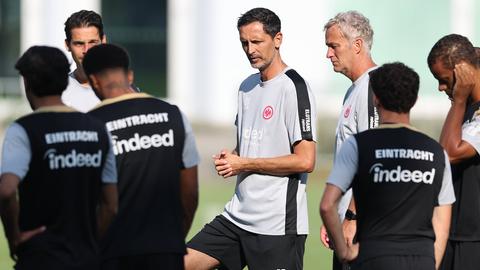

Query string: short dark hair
64 10 104 42
83 44 130 76
237 8 281 38
427 34 476 69
15 46 70 97
369 62 419 113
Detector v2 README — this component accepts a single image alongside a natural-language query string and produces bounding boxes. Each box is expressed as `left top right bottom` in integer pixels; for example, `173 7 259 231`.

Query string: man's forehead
70 26 101 40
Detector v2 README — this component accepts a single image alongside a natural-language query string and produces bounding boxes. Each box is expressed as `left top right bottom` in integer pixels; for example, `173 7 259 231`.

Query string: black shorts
351 255 434 270
101 253 183 270
187 215 306 270
440 240 480 270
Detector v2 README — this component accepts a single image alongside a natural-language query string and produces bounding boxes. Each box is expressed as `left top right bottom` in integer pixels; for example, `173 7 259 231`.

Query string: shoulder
239 73 261 93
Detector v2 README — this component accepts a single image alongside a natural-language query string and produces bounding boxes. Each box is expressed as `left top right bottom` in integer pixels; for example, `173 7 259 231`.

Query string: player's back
15 108 111 268
89 93 186 258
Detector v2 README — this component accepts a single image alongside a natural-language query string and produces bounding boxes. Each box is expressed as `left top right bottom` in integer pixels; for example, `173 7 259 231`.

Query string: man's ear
353 38 363 54
274 32 283 50
88 74 100 90
102 35 107 44
65 39 71 52
127 70 134 85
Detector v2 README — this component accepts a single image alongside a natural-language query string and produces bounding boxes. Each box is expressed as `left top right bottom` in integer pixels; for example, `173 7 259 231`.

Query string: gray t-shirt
61 74 100 113
222 68 317 235
327 131 455 205
335 67 378 218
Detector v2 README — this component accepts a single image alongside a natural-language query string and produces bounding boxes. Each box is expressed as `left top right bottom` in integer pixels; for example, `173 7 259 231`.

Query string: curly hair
324 10 374 51
427 34 476 69
83 44 130 76
15 46 70 97
64 10 104 42
369 62 419 113
237 8 281 38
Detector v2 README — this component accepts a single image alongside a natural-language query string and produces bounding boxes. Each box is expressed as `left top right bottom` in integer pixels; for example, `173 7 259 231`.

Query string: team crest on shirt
344 105 352 118
263 106 273 120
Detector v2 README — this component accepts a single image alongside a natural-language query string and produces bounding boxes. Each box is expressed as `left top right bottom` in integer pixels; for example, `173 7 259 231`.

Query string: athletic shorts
187 215 306 270
101 253 183 270
440 240 480 270
351 255 434 270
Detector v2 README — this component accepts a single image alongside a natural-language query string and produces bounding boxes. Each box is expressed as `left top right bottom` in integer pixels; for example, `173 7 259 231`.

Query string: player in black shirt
83 44 200 270
0 46 118 270
428 34 480 270
321 62 455 270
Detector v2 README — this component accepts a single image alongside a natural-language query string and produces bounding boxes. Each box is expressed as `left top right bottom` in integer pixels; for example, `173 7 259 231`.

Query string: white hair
324 10 374 51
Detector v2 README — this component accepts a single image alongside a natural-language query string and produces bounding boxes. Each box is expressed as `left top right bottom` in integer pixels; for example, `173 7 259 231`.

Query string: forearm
180 166 199 237
432 205 451 270
241 154 314 176
0 195 20 252
320 185 348 261
439 100 467 161
97 184 118 238
97 204 115 238
320 204 348 260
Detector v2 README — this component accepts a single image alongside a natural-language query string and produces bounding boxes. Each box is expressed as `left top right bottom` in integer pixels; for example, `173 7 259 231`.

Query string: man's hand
213 149 243 178
343 242 359 262
452 63 476 102
342 219 357 246
8 226 46 261
320 225 331 249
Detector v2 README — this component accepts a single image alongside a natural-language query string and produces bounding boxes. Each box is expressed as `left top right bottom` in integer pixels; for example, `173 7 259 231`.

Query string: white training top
61 74 100 112
335 66 378 218
222 68 317 235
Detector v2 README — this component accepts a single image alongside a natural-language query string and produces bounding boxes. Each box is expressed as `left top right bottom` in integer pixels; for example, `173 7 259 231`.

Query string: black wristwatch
345 209 357 221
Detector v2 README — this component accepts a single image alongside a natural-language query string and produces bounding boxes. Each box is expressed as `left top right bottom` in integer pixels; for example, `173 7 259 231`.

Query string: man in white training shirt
321 11 378 270
62 10 105 112
184 7 317 270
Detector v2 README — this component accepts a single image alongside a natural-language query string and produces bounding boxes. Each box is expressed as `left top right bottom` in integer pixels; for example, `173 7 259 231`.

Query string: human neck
259 56 287 81
103 86 136 99
73 68 90 86
32 95 64 110
379 109 410 125
348 56 376 82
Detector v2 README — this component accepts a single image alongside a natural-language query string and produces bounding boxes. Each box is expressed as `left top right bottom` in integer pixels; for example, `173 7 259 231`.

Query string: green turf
0 175 332 269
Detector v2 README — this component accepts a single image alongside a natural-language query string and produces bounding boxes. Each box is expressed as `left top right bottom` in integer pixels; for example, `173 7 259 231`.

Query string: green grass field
0 176 332 269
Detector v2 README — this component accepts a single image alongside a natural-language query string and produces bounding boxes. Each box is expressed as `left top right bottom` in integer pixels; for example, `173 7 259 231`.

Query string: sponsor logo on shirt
44 149 102 170
111 129 174 155
301 108 312 132
369 163 435 184
263 106 273 120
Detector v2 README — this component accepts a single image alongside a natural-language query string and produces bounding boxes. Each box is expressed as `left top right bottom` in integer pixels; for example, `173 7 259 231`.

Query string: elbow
300 158 315 173
319 200 333 219
0 186 16 201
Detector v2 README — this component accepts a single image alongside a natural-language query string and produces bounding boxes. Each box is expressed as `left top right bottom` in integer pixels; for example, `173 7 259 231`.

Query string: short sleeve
462 113 480 155
181 112 200 168
438 150 456 205
284 77 317 145
101 131 118 184
326 137 359 192
1 123 31 180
